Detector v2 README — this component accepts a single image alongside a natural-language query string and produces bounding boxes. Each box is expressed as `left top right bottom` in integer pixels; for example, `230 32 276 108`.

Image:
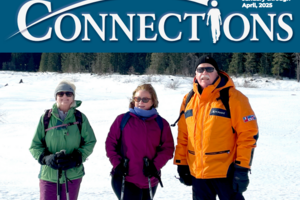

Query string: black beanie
195 55 219 72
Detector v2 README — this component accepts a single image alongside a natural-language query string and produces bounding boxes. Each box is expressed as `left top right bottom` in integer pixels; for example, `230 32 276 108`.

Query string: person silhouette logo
207 0 222 44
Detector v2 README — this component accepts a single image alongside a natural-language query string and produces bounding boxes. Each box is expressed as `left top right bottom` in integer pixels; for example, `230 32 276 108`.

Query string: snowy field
0 71 300 200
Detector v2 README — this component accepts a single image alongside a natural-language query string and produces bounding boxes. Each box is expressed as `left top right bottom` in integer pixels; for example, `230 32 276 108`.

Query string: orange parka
174 71 258 179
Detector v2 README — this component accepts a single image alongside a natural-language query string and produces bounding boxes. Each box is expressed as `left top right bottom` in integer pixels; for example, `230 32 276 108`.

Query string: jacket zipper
205 150 230 155
200 103 207 178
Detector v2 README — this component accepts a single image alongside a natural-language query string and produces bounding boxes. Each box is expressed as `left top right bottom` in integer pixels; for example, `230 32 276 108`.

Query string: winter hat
54 81 75 99
195 55 219 72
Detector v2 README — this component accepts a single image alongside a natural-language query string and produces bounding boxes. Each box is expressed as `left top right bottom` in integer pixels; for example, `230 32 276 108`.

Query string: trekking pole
64 170 70 200
143 157 153 200
120 158 129 200
56 150 66 200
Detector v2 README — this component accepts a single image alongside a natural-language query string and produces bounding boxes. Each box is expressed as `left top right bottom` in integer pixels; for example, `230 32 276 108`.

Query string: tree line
1 53 299 81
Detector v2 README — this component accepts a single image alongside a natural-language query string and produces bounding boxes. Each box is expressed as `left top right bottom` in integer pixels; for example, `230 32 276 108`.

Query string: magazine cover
0 0 299 199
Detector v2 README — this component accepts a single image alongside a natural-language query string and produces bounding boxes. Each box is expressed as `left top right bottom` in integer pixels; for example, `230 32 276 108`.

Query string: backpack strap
217 87 235 133
42 109 84 146
171 89 194 127
155 115 164 147
74 109 85 145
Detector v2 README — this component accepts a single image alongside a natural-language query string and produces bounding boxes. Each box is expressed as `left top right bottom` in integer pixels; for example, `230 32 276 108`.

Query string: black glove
114 158 129 177
56 150 82 170
177 165 193 186
233 165 249 193
41 154 59 170
143 159 159 178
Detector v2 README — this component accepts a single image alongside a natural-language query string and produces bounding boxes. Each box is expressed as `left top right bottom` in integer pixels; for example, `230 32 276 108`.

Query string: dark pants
111 175 158 200
192 177 245 200
39 178 82 200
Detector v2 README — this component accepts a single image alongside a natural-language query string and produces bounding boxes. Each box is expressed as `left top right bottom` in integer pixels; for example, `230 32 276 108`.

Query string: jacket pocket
205 150 230 155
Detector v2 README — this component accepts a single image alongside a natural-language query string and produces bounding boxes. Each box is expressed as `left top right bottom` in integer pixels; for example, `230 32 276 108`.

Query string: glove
114 158 129 177
233 165 249 193
177 165 193 186
143 159 159 178
41 154 59 170
56 150 82 170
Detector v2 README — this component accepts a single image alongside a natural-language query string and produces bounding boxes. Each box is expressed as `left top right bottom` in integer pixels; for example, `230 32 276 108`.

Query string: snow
0 71 299 200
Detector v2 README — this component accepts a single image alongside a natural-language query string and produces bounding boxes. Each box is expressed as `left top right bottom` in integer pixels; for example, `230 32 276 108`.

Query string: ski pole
65 170 70 200
120 158 129 200
56 150 66 200
143 157 153 200
57 169 62 200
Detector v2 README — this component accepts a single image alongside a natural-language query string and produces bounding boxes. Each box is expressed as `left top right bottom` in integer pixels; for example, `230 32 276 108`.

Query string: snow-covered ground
0 71 299 200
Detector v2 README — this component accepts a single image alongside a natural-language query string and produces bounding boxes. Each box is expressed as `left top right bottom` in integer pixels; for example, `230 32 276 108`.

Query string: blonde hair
129 84 159 109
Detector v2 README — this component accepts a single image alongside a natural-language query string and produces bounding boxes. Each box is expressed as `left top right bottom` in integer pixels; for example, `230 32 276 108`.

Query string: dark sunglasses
57 92 74 97
196 67 215 73
133 97 151 103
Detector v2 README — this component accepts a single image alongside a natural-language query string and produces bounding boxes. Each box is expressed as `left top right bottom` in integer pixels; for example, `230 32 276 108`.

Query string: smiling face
134 90 153 110
56 91 74 112
195 63 219 89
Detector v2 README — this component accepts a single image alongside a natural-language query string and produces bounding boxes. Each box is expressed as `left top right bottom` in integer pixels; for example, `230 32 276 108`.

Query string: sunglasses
133 97 152 103
196 67 215 73
57 92 74 97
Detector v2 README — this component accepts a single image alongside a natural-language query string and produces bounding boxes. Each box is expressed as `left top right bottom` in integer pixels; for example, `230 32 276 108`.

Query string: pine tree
292 53 300 82
148 53 168 74
39 53 49 72
272 53 290 78
47 53 61 72
27 55 35 72
244 53 257 75
228 53 244 76
259 53 273 76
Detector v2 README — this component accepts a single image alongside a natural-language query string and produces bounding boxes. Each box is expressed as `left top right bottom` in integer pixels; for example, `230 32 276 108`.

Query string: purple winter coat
105 112 175 189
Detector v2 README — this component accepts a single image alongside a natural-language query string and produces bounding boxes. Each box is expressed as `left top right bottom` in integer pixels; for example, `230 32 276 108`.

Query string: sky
0 71 300 200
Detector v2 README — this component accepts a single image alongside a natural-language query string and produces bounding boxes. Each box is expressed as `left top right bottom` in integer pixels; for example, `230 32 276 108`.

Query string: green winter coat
29 100 96 183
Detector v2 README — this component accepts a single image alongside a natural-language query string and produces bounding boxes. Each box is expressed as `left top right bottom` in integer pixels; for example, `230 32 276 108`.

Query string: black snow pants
192 177 245 200
111 175 158 200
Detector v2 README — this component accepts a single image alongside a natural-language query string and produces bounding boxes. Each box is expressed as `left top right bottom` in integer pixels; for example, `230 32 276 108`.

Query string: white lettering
158 13 182 41
17 0 52 41
251 14 275 41
224 13 250 42
277 14 293 42
184 13 206 41
137 14 157 41
54 13 81 42
82 14 107 41
110 14 136 41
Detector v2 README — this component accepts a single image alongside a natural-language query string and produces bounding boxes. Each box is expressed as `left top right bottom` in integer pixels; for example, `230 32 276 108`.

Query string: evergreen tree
259 53 273 76
39 53 49 72
272 53 290 78
27 55 36 72
148 53 169 74
228 53 244 76
244 53 257 75
47 53 61 72
292 53 300 82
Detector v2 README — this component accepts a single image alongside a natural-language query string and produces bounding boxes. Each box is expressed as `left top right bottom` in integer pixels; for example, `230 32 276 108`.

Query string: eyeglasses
133 97 152 103
196 67 215 73
57 92 74 97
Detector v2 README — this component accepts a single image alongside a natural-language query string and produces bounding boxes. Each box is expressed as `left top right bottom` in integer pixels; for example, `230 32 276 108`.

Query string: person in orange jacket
174 55 259 200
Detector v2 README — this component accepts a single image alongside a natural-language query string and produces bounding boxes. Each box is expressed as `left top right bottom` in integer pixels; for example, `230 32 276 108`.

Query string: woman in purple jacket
105 83 175 200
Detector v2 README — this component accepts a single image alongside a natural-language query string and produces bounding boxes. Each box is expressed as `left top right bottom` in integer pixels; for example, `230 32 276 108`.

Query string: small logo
243 115 256 122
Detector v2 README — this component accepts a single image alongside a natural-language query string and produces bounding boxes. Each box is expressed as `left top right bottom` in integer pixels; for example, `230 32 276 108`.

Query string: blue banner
0 0 298 52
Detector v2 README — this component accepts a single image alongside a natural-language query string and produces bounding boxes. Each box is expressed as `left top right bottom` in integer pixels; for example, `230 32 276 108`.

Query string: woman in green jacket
29 80 97 200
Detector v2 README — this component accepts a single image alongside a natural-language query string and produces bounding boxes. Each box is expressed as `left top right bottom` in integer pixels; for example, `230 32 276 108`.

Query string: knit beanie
195 55 219 72
54 82 75 99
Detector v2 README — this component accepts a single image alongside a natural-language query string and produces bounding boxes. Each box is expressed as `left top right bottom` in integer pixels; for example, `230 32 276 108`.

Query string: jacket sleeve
230 89 259 169
153 119 175 171
173 94 189 165
77 113 97 162
105 114 123 169
29 115 46 160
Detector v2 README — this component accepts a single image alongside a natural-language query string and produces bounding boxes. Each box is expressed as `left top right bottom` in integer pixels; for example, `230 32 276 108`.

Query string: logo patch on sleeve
243 115 256 122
